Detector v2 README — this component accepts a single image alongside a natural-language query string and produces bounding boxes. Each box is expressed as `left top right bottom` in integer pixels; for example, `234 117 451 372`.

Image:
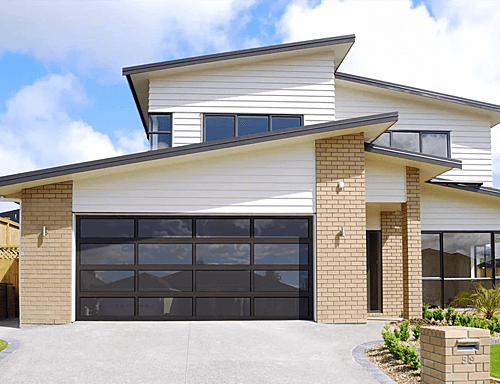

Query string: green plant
402 345 420 370
433 306 444 321
423 303 433 320
0 339 7 353
445 307 458 325
399 320 410 342
382 325 420 370
412 324 421 341
451 283 500 319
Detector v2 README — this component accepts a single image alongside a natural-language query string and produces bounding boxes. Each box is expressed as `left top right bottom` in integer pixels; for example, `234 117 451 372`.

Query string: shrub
423 303 434 320
399 320 410 342
403 345 420 370
412 324 421 341
381 325 420 370
445 307 458 325
450 283 500 319
433 306 444 321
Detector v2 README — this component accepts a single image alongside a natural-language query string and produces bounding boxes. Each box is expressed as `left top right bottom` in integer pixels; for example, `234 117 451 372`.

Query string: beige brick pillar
381 211 403 317
315 133 367 324
20 181 73 325
402 167 422 319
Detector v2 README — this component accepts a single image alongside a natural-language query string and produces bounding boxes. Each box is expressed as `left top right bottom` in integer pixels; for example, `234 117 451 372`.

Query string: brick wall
20 181 73 325
381 211 403 316
402 167 422 319
315 133 367 324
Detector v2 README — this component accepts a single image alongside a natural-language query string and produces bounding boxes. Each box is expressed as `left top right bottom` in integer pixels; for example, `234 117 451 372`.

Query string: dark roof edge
122 35 355 76
0 111 397 188
126 74 149 136
365 143 463 169
428 181 500 198
336 72 500 114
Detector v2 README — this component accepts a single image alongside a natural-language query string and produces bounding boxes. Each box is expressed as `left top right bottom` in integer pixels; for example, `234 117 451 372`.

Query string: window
148 114 172 150
373 131 450 157
204 114 303 142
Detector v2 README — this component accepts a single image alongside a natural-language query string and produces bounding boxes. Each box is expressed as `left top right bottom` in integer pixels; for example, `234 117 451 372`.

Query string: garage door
76 216 313 320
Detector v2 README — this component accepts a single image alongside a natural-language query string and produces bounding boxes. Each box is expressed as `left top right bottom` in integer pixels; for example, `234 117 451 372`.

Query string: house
1 35 500 325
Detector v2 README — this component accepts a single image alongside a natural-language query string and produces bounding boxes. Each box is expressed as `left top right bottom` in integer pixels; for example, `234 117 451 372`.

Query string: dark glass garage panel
391 132 419 152
271 116 301 131
443 233 491 278
80 271 135 292
421 133 448 157
80 244 135 265
196 271 250 292
238 116 269 136
196 297 250 317
80 298 134 317
196 244 250 265
138 218 192 238
196 218 250 238
80 218 134 238
422 234 440 277
205 116 235 141
138 271 192 292
254 218 308 237
372 132 390 146
254 271 308 292
422 280 441 307
254 298 308 318
254 244 308 265
444 279 492 307
138 244 192 265
138 298 192 317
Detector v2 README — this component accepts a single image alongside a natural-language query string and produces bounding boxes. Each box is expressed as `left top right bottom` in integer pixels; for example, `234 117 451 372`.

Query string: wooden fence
0 257 19 294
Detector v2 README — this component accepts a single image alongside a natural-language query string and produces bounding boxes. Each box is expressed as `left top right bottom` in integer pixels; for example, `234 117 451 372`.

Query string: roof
123 35 356 135
0 112 397 195
428 180 500 199
0 247 18 260
336 72 500 126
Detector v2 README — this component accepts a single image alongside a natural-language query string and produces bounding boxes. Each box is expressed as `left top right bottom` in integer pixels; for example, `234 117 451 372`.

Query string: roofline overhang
336 72 500 124
364 143 463 169
428 181 500 198
0 112 397 191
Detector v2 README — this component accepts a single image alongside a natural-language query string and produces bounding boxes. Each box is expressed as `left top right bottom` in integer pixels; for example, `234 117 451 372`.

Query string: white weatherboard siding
365 157 406 203
73 141 315 214
421 183 500 231
149 53 336 147
336 82 493 186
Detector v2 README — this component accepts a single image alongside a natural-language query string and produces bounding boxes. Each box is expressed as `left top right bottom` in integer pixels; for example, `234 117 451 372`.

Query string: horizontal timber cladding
76 216 313 321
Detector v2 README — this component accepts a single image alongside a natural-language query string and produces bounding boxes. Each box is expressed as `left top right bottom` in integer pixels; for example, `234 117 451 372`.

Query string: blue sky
0 0 499 211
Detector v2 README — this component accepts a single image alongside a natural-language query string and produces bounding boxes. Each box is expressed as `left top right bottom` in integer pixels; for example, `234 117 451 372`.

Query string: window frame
148 113 173 150
203 114 304 142
374 130 451 158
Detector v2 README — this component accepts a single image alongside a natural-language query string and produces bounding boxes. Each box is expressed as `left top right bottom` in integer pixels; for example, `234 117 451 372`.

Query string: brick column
402 167 422 319
381 211 403 317
20 181 73 325
315 133 367 324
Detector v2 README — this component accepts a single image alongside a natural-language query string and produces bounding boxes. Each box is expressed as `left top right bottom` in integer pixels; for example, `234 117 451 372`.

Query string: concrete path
0 319 385 384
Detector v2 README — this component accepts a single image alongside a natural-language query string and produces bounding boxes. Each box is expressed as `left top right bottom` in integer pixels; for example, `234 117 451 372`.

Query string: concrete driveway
0 319 384 384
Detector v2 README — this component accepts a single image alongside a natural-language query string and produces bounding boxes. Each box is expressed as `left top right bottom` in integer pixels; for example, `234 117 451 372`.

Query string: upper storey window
373 131 450 158
204 114 303 142
149 114 172 150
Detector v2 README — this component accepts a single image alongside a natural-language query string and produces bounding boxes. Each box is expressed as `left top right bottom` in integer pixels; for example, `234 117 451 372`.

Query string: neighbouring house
0 209 20 223
0 35 500 325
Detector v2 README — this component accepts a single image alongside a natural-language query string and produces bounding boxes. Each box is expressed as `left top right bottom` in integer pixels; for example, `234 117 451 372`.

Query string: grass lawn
492 344 500 378
0 339 7 352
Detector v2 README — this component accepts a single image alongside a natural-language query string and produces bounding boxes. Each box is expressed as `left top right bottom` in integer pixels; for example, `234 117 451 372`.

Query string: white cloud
277 0 500 187
0 73 148 177
0 0 257 79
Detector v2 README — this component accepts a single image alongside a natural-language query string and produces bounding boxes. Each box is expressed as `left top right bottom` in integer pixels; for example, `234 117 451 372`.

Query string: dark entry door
367 231 382 312
76 216 313 321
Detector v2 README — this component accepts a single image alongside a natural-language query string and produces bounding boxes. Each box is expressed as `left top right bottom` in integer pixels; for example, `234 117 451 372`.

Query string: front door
367 231 382 312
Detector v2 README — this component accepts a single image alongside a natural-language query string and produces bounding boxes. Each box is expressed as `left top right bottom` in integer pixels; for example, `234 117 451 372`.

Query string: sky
0 0 500 212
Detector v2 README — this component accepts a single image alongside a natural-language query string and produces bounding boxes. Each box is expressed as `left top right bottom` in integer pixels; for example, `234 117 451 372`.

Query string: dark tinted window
254 271 308 292
444 279 492 307
254 244 308 265
139 298 192 317
196 244 250 265
80 271 134 292
80 298 134 317
196 218 250 237
157 134 171 149
373 132 390 146
254 218 308 237
138 218 192 238
138 271 192 292
80 218 134 238
254 298 308 318
443 233 491 278
422 234 440 277
196 297 250 317
80 244 135 265
421 133 448 157
238 116 269 136
422 280 441 307
196 271 250 292
271 116 301 131
205 116 235 141
138 244 192 265
391 132 419 152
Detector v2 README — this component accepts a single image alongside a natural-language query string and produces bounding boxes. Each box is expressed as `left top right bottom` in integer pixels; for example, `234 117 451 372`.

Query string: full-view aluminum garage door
76 216 313 321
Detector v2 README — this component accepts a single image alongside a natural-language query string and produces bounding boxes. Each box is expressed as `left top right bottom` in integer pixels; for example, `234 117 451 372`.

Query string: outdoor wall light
340 227 345 237
338 181 345 190
42 226 48 237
